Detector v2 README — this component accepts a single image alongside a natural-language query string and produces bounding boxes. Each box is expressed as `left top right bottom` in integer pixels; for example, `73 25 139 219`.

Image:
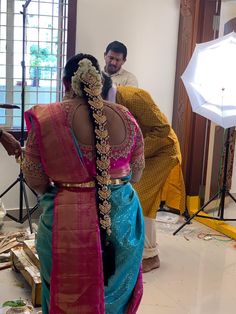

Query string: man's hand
0 130 21 158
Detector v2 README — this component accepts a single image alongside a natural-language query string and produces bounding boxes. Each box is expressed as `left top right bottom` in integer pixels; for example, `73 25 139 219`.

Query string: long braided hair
63 54 115 285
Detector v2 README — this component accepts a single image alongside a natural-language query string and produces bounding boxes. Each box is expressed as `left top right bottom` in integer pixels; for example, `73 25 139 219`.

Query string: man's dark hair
105 41 127 59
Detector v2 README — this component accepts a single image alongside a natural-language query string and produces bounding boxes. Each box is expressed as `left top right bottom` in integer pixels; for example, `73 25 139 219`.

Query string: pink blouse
23 101 145 183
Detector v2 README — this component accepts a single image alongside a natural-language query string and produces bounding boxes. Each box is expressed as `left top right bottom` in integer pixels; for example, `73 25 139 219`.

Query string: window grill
0 0 68 129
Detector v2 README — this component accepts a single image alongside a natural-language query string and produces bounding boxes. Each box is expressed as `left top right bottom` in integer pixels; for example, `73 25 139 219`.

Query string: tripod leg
19 174 24 222
3 174 39 224
157 201 180 215
4 178 22 221
158 201 165 211
22 182 33 234
227 191 236 203
217 128 231 220
173 190 220 235
218 188 226 220
0 178 20 198
183 207 191 221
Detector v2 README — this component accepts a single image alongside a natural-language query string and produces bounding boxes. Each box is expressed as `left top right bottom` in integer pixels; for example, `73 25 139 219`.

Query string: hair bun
71 58 102 96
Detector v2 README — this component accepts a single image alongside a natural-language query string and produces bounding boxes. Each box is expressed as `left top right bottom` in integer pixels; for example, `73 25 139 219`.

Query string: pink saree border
25 103 105 313
126 269 143 314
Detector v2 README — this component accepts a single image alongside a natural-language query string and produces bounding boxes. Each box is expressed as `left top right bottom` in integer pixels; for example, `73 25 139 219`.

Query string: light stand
158 201 190 220
173 127 236 235
1 0 39 233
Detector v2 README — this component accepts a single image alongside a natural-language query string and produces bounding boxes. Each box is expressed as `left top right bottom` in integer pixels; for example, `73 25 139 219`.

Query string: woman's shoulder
25 104 48 119
104 100 139 131
103 100 129 113
104 100 138 124
28 102 59 113
25 102 64 125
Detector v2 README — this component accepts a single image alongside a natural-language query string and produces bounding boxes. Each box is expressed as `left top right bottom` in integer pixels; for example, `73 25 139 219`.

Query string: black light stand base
173 127 236 236
158 201 190 221
158 201 180 215
1 172 39 234
182 208 191 221
173 189 236 236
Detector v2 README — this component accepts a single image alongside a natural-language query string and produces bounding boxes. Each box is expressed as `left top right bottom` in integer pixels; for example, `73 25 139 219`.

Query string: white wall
219 1 236 36
76 0 180 121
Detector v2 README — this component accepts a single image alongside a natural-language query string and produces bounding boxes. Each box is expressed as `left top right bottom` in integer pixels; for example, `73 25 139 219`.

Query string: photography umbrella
181 32 236 128
174 32 236 235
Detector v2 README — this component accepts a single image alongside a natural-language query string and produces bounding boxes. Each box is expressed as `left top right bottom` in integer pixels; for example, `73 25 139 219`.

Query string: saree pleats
105 183 144 314
51 189 104 314
36 185 105 314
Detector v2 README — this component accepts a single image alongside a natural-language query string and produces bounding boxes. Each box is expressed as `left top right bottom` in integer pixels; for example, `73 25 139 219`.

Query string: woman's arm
0 129 21 157
22 129 50 195
130 123 145 184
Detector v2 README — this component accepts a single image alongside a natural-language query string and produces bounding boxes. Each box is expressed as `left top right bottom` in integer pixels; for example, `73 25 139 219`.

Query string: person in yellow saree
102 74 186 273
22 54 145 314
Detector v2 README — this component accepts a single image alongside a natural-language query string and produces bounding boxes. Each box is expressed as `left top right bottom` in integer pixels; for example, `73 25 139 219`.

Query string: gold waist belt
57 178 126 188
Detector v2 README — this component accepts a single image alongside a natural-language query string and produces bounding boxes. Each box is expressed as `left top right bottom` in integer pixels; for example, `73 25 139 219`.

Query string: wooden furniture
11 240 41 306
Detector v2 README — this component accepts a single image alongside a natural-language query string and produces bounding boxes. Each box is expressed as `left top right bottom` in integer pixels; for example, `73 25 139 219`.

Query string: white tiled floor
138 213 236 314
1 214 236 314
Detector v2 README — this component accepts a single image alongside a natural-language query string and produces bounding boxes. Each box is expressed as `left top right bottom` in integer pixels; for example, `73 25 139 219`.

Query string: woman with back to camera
22 53 145 314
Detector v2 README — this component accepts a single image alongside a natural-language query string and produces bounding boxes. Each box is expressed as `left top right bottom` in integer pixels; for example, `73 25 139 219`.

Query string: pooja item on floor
11 239 41 306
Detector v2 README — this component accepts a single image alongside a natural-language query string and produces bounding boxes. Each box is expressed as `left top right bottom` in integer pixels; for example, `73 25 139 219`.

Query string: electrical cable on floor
197 232 233 242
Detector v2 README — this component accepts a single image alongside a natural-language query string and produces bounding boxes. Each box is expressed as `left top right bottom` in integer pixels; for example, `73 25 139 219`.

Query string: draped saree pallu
24 102 144 314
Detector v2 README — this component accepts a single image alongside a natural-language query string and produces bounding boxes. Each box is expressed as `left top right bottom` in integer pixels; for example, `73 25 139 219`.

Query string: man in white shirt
103 41 138 87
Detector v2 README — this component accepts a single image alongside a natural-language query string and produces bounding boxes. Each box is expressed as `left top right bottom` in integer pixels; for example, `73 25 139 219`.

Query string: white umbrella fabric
181 32 236 129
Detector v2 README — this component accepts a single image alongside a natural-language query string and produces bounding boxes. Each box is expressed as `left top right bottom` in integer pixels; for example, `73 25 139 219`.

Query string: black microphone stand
1 0 39 233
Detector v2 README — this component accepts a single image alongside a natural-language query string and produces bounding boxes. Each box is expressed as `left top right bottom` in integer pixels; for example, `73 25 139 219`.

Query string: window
0 0 75 129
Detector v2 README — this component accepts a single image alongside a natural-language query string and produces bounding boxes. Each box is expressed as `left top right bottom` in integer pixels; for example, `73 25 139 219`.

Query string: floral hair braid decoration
72 59 112 236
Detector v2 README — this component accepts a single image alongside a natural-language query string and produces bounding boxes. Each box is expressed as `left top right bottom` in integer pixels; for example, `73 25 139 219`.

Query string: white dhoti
143 217 159 259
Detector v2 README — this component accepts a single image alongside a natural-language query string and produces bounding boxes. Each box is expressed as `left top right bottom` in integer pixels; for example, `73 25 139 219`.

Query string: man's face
104 50 126 75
